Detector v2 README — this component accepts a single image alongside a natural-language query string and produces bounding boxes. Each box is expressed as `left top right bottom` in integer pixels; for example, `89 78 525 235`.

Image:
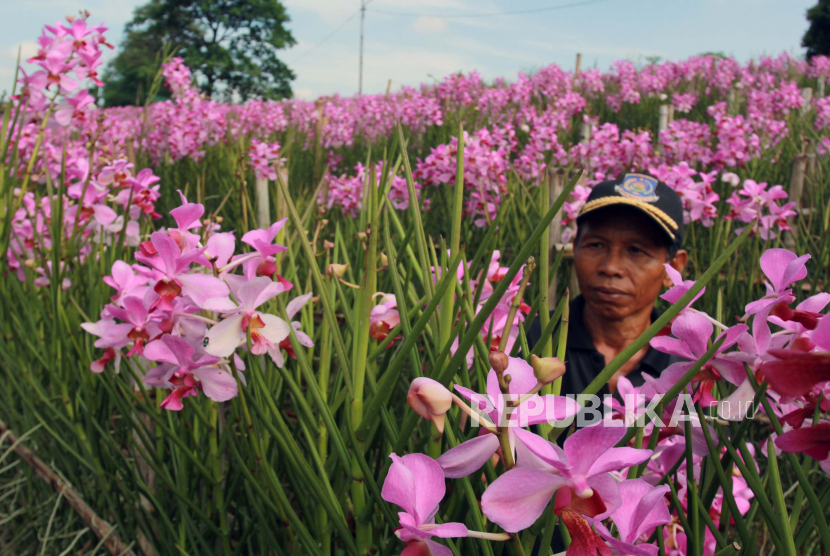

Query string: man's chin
583 297 633 320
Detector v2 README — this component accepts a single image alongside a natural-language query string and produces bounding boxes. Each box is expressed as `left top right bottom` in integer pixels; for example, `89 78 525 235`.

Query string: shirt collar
567 294 664 355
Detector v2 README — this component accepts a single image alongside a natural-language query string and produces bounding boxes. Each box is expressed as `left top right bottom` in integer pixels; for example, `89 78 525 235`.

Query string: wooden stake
575 53 582 75
0 420 132 556
256 176 270 229
548 168 565 311
580 119 591 144
818 79 825 99
801 87 813 116
784 148 808 249
658 105 669 134
386 79 392 96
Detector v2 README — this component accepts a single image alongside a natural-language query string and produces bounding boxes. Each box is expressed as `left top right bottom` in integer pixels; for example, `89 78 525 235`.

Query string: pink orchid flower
143 334 236 411
647 311 748 406
775 422 830 474
382 453 467 556
760 314 830 401
370 293 400 342
102 260 148 303
269 292 315 367
135 231 229 309
594 479 672 556
241 218 288 257
436 356 579 479
203 277 290 357
745 248 810 354
480 423 651 532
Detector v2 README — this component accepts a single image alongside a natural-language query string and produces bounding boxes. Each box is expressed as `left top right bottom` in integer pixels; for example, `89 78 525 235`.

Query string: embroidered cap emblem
614 173 660 203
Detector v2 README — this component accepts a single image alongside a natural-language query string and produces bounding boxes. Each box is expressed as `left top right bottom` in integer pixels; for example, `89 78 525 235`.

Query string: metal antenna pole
359 0 365 95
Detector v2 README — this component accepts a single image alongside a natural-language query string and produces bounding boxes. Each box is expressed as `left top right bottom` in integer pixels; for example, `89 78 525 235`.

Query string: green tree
803 0 830 59
102 0 296 106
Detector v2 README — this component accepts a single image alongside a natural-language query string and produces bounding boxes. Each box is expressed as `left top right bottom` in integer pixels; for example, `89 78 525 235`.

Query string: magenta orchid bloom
241 218 288 257
745 248 810 354
203 277 290 357
382 453 467 556
647 311 748 406
480 423 651 532
436 357 579 479
775 422 830 474
143 334 236 410
135 231 229 309
102 260 148 303
594 479 672 556
661 264 705 314
761 314 830 401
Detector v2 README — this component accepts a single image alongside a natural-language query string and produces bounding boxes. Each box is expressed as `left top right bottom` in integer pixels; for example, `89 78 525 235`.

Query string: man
527 172 688 397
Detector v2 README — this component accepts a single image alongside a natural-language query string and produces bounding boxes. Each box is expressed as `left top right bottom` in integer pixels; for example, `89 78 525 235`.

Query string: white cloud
4 40 40 61
411 16 447 34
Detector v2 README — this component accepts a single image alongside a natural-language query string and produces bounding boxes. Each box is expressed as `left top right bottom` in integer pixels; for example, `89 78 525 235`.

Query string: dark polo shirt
525 295 673 398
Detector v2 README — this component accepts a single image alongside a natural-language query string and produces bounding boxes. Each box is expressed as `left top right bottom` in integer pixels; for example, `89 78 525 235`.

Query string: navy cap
576 173 684 248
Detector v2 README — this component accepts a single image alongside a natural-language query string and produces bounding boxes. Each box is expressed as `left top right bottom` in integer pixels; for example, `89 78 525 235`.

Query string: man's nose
597 249 625 277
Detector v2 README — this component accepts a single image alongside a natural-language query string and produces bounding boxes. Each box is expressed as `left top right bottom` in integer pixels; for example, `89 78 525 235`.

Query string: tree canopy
102 0 296 106
804 0 830 59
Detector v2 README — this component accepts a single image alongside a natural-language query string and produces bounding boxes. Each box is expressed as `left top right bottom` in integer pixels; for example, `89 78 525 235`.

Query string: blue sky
0 0 817 100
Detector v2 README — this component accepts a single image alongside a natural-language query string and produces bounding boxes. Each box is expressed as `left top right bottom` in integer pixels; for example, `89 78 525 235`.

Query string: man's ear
663 249 688 288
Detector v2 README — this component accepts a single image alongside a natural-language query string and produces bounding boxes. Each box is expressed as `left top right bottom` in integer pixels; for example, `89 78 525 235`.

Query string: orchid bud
357 231 368 242
531 355 566 385
489 351 509 374
407 377 453 433
24 258 36 268
327 263 349 278
323 240 335 250
379 252 389 270
215 216 224 224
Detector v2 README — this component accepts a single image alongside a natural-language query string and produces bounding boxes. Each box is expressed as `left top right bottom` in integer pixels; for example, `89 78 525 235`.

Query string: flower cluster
81 195 313 409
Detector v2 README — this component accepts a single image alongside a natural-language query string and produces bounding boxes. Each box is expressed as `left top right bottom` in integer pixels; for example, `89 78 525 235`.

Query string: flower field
3 13 830 556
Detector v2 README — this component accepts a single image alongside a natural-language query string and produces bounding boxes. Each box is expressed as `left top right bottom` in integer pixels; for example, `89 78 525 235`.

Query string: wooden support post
784 149 808 249
667 104 675 126
658 105 669 134
818 79 825 99
256 177 269 229
313 98 326 185
580 119 591 144
276 163 289 246
727 88 737 115
801 87 813 116
386 79 392 95
548 168 565 311
575 53 582 75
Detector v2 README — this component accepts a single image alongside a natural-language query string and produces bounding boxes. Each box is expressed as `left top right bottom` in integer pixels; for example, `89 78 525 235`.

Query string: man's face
574 208 674 321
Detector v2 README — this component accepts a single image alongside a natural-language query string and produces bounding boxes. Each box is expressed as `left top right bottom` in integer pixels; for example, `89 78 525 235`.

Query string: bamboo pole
801 87 813 116
0 419 133 556
784 147 808 249
575 53 582 75
256 176 269 229
548 169 565 312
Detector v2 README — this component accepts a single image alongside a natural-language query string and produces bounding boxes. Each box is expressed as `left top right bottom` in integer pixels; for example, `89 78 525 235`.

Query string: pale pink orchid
143 334 236 411
382 453 467 556
102 260 148 303
268 292 315 367
436 356 580 479
371 293 400 342
203 277 290 357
